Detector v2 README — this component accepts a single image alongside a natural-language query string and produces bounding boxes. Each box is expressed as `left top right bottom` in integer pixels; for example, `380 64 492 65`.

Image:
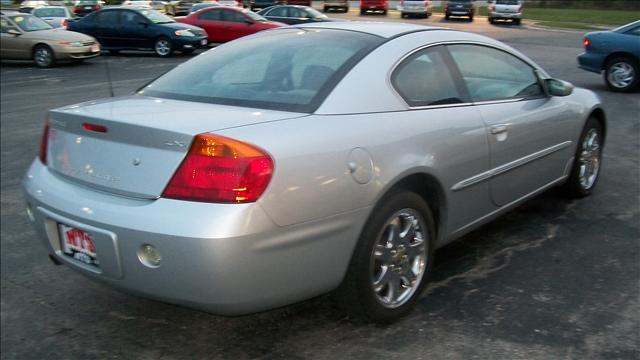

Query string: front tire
604 56 639 92
336 191 436 323
563 117 603 198
33 45 55 68
154 37 174 57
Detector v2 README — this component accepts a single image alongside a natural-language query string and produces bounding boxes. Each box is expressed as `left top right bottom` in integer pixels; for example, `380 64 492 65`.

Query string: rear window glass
34 7 67 17
496 0 519 4
140 29 382 113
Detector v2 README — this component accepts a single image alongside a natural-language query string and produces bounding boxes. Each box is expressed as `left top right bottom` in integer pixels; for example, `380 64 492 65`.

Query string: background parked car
19 0 49 12
397 0 431 18
257 5 331 25
247 0 282 11
0 11 100 67
216 0 243 7
285 0 310 5
122 0 170 12
322 0 348 12
67 8 208 56
578 20 640 92
359 0 388 15
73 0 103 17
189 1 219 13
32 5 73 27
444 0 475 21
175 7 283 43
487 0 522 25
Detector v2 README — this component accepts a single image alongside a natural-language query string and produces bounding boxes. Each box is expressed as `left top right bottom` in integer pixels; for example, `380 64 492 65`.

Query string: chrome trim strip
450 175 568 236
451 141 573 191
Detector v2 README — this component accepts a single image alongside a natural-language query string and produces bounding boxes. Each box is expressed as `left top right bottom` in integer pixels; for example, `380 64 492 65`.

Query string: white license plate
84 6 92 9
59 224 100 268
200 39 207 45
90 44 100 52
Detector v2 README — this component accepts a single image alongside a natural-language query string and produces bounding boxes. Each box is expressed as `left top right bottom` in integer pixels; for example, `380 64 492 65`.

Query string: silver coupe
23 22 606 322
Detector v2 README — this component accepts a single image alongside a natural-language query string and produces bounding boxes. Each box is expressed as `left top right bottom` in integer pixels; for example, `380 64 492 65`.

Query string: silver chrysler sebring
23 22 606 322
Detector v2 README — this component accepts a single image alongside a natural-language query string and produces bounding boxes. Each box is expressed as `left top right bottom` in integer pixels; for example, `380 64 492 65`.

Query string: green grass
429 6 639 28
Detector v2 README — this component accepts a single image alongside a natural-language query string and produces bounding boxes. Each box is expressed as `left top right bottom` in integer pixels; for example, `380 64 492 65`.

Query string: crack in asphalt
422 224 559 297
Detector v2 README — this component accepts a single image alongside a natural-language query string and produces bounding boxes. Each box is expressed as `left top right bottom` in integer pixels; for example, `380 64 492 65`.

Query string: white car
398 0 431 18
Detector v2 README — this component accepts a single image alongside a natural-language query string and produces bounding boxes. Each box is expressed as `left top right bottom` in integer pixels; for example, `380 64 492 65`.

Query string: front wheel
154 37 173 57
604 56 639 92
33 45 55 68
562 117 603 198
336 191 435 323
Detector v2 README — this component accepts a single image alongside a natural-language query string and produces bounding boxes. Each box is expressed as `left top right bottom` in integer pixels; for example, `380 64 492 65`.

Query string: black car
257 5 331 25
444 0 475 21
73 0 104 17
67 8 208 56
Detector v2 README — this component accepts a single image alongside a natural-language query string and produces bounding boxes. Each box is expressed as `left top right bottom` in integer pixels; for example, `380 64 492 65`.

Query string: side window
121 11 144 25
267 7 288 17
391 46 466 107
198 9 222 20
289 8 305 18
448 44 543 102
223 10 247 23
95 10 119 25
1 17 18 33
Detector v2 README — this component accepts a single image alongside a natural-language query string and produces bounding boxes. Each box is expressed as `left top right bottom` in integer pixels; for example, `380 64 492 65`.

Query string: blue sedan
67 8 208 57
577 20 640 92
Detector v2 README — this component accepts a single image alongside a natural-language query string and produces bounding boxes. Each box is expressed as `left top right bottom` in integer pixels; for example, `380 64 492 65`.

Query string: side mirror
7 29 22 36
545 78 574 97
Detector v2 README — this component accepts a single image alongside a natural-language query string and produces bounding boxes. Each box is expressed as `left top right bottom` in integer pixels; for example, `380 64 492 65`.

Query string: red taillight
95 5 102 10
74 6 81 12
162 133 274 203
61 18 68 29
82 122 107 133
39 120 50 165
583 38 590 47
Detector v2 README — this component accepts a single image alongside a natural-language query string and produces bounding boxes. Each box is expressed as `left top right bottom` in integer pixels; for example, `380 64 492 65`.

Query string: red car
360 0 388 15
175 7 285 43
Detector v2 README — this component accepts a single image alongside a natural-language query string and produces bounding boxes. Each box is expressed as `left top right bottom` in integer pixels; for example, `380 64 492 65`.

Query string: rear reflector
39 119 49 165
162 133 274 203
82 123 108 133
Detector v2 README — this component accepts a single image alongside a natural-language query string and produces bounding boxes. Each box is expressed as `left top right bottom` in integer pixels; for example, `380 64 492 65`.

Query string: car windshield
244 10 267 21
33 7 67 17
306 8 326 18
9 14 52 31
139 9 174 23
612 20 640 33
140 28 383 113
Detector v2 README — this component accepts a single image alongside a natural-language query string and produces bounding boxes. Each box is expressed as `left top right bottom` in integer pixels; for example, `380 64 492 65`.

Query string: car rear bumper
398 5 429 14
488 11 522 19
577 52 604 74
23 160 368 315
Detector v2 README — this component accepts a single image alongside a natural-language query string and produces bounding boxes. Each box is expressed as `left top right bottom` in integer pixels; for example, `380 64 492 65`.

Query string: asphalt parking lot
1 11 639 360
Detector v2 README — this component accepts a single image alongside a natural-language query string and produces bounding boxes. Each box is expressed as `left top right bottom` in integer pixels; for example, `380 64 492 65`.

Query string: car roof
295 21 444 39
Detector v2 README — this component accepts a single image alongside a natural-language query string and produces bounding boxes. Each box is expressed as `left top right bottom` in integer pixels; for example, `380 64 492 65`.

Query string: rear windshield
140 28 382 113
33 7 67 17
496 0 519 4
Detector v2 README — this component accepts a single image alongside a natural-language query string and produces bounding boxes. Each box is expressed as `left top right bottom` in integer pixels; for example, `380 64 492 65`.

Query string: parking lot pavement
1 16 639 359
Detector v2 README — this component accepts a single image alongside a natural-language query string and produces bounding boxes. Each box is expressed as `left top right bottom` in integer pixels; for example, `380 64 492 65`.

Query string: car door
93 10 120 47
194 8 225 42
220 9 255 41
389 45 492 233
119 10 151 49
0 17 28 59
447 44 576 207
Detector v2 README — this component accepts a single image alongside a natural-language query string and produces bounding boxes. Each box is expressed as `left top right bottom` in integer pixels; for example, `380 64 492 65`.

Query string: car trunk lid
45 95 306 199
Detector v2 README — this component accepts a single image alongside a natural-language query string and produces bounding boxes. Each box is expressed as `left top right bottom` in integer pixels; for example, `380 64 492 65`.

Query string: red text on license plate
60 224 99 267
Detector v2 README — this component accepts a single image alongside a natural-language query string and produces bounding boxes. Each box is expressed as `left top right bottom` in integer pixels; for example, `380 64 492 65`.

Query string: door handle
490 123 510 134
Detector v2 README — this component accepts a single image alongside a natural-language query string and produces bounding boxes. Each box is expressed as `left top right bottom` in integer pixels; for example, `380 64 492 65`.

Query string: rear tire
336 191 436 323
445 13 450 20
323 5 328 11
107 49 120 55
604 56 639 93
514 18 521 25
154 37 173 57
33 45 55 68
562 117 603 198
360 9 365 15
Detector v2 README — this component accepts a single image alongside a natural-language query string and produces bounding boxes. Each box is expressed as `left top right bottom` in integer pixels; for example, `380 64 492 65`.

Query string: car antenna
103 54 115 97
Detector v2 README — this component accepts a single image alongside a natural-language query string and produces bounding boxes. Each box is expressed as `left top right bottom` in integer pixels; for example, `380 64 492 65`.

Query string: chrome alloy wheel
607 61 635 89
370 209 428 308
34 47 53 67
155 39 172 56
578 128 601 190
